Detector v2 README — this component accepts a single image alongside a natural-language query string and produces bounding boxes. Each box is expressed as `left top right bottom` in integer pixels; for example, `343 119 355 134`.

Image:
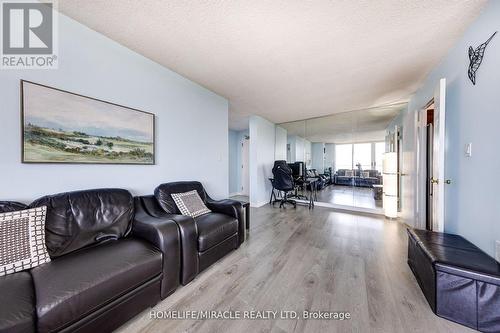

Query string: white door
241 138 250 196
432 78 446 232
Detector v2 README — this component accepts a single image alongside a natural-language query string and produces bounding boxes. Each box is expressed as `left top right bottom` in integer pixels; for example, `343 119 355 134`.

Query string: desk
304 178 319 208
269 177 318 209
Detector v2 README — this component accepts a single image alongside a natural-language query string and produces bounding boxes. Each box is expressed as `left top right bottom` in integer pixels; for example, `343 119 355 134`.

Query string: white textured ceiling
58 0 486 130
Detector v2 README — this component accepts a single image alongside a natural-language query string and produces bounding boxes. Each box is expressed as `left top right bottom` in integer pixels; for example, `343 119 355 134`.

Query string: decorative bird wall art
468 31 497 85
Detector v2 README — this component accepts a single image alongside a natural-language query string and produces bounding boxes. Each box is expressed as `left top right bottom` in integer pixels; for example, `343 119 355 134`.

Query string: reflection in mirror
280 103 406 214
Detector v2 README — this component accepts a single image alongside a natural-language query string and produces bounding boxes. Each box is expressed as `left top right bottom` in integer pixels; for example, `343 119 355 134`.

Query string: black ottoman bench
407 228 500 332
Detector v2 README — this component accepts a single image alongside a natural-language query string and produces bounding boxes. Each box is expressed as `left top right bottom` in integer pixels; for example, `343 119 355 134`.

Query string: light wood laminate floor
118 205 473 333
315 185 383 210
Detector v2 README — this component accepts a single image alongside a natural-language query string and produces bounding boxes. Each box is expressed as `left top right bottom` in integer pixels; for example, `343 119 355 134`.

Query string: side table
232 200 250 230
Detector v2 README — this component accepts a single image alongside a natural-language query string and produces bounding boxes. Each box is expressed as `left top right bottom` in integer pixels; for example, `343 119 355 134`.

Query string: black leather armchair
145 181 245 285
133 197 181 299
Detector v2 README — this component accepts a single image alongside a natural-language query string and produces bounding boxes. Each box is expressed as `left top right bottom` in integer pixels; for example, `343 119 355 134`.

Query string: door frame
432 78 446 232
415 100 434 230
415 78 446 232
240 136 250 196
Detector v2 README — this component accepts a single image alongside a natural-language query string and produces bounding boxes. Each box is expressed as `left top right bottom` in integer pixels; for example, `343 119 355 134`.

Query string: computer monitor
288 161 305 177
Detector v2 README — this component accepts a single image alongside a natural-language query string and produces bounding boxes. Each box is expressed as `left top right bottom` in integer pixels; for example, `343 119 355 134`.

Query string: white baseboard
295 199 384 216
229 192 249 197
250 200 268 208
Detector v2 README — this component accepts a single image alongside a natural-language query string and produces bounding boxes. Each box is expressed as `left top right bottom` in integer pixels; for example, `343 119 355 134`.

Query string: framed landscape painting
21 80 155 164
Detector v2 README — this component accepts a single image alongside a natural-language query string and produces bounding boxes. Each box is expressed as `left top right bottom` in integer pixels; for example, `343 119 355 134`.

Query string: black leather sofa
306 169 328 190
138 181 245 285
333 169 381 187
0 189 181 333
407 228 500 332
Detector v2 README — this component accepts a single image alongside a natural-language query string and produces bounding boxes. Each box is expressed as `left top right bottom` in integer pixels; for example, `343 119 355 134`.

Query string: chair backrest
30 188 134 258
272 161 294 191
310 169 320 177
0 201 28 213
154 181 207 214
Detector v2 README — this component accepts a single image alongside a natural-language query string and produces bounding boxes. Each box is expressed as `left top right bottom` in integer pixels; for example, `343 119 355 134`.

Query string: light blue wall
275 126 288 160
304 139 312 168
228 129 248 195
386 111 404 134
311 142 325 171
0 11 229 202
287 135 312 167
228 130 239 194
287 135 296 163
249 116 276 206
325 143 335 170
403 1 499 256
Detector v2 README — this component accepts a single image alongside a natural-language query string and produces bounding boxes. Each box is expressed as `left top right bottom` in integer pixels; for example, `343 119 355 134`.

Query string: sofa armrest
206 199 245 246
166 213 199 285
132 203 181 299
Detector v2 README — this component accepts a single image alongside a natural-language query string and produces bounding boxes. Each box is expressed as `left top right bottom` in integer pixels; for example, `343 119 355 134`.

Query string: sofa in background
333 169 381 187
139 181 245 285
0 188 181 333
306 169 329 190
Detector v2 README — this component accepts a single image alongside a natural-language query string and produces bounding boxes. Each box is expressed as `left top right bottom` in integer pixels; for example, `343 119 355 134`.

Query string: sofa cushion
31 238 161 333
171 190 211 218
0 206 51 276
0 272 36 333
336 169 347 176
0 201 28 213
30 188 134 257
195 213 238 252
155 181 207 214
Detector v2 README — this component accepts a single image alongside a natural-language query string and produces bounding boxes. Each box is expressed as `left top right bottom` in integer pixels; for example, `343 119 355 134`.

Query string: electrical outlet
496 240 500 262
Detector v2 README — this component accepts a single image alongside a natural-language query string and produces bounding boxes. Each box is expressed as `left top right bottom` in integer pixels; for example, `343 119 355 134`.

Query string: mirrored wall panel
279 104 405 214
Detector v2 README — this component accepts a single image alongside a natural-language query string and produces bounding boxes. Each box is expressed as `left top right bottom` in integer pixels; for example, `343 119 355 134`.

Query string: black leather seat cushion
0 272 35 333
411 229 480 251
410 229 500 277
31 239 162 333
195 213 238 252
423 243 500 275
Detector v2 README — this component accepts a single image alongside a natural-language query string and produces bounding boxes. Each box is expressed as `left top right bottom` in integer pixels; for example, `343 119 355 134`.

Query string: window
375 142 385 171
353 143 371 170
335 144 352 170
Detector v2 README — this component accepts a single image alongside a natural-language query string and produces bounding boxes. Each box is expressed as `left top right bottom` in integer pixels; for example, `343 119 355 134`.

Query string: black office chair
271 160 296 208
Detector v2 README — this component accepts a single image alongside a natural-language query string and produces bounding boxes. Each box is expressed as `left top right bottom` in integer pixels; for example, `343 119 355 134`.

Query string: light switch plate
496 240 500 262
465 143 472 157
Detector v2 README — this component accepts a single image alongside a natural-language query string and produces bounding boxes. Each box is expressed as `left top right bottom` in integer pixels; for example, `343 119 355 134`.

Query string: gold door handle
430 178 439 184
